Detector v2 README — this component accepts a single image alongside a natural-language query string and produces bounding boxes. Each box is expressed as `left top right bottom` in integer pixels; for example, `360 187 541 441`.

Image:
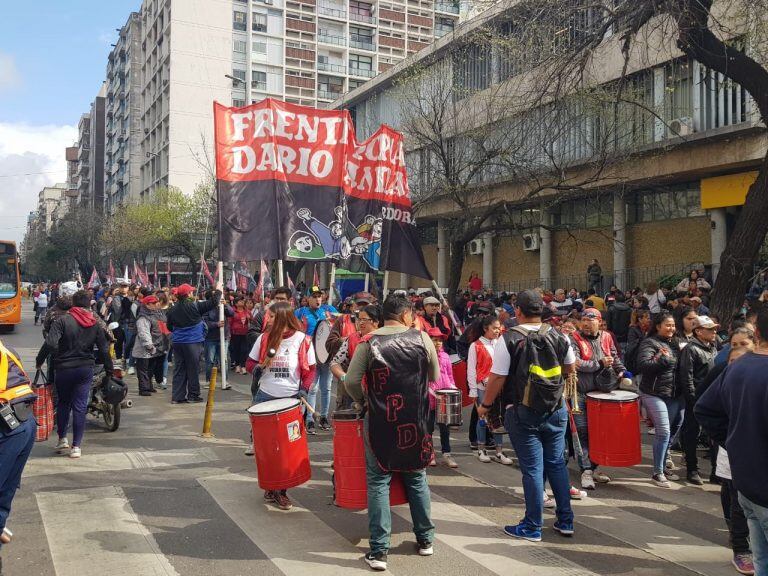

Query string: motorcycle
87 322 130 432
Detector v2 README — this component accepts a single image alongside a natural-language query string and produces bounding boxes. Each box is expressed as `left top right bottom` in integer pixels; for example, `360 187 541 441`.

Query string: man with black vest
478 290 576 543
345 294 440 571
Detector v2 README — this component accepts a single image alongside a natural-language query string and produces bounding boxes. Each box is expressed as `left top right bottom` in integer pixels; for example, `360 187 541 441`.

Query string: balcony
348 66 376 78
318 33 346 47
349 38 375 51
317 89 343 100
318 2 346 19
435 24 454 37
349 12 376 25
317 61 345 74
435 1 460 14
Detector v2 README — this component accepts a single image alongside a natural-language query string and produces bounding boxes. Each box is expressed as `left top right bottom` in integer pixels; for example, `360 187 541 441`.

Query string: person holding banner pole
217 262 229 391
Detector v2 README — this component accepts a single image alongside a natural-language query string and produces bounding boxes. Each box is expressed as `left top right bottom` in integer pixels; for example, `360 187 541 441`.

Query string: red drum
450 355 473 408
586 390 641 467
332 410 407 510
248 398 311 490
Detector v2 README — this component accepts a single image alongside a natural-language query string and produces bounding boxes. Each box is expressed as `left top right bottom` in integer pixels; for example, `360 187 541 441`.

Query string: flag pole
217 261 230 390
276 259 284 287
329 263 337 306
364 272 370 292
382 271 389 297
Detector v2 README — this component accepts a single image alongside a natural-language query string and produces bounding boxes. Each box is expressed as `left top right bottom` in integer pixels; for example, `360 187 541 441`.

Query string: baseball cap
692 315 719 330
354 292 374 305
142 295 159 305
423 296 441 305
473 301 494 315
516 289 544 315
582 308 602 320
310 286 323 295
176 283 195 297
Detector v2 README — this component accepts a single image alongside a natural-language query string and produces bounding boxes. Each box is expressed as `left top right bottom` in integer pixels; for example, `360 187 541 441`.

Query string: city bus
0 241 22 330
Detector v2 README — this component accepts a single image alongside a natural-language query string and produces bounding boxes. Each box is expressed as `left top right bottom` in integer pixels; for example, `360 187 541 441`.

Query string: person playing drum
330 304 382 411
344 295 439 571
426 328 459 469
569 308 626 491
246 302 317 510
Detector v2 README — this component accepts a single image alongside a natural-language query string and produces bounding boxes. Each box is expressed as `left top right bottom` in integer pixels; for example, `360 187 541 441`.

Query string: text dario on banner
214 98 432 280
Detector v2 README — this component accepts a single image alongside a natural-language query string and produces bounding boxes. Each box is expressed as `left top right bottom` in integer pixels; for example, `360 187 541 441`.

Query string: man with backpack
478 290 576 542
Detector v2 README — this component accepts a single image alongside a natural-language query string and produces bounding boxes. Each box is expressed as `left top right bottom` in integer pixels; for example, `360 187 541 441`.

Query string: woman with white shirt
246 302 317 511
643 281 666 314
467 316 513 465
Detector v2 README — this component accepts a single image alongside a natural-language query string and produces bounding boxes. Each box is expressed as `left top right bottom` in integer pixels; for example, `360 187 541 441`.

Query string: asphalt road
1 302 738 576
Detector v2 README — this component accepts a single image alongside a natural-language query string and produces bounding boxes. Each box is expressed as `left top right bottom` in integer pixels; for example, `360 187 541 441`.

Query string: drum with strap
586 390 641 467
449 354 473 408
435 389 462 426
313 319 332 365
247 398 311 490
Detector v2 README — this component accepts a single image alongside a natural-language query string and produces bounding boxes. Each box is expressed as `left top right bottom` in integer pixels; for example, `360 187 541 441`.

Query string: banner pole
329 263 337 306
382 271 389 297
277 260 284 287
217 261 230 390
364 272 370 292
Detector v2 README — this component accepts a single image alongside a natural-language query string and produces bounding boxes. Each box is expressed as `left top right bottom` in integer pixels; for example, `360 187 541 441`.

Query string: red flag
108 260 116 285
200 254 215 286
87 268 100 289
286 271 297 307
132 260 139 284
313 264 320 290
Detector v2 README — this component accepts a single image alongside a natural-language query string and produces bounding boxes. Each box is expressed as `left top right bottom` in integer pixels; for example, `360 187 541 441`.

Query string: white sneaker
593 471 611 484
581 470 596 490
55 438 70 454
127 366 135 375
665 457 678 472
69 447 82 459
543 493 556 509
442 454 459 468
652 473 672 488
665 471 680 481
492 451 514 466
244 443 254 456
570 486 587 500
161 377 168 389
429 454 437 467
477 449 491 463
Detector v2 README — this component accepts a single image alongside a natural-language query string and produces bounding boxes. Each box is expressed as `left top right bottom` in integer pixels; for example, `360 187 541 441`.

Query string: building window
552 195 614 229
348 79 365 90
626 183 703 224
350 26 373 45
233 10 247 31
232 68 247 86
233 39 247 54
232 98 246 107
253 12 268 32
252 41 267 55
452 41 492 99
252 70 267 91
349 53 373 71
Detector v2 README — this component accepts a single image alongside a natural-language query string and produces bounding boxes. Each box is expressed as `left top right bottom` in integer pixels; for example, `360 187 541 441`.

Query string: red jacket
229 309 250 336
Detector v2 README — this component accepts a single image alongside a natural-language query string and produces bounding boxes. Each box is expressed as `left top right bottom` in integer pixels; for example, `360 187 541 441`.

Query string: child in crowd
427 327 459 468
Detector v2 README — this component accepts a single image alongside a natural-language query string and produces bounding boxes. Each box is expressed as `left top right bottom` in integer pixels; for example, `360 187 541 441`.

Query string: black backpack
507 324 565 414
623 336 644 374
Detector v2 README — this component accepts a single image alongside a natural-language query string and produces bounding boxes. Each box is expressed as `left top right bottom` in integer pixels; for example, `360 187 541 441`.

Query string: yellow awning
700 171 757 209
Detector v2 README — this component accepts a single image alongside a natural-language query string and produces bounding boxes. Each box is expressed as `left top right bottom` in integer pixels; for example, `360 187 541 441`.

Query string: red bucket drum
332 410 407 510
248 398 311 490
586 390 642 467
450 355 473 408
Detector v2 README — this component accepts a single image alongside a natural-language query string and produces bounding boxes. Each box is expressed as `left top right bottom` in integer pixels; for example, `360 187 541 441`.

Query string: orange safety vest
0 341 34 404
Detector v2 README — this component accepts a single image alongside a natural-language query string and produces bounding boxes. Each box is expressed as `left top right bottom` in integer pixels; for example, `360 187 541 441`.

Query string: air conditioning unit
523 233 540 252
669 117 693 137
468 239 484 255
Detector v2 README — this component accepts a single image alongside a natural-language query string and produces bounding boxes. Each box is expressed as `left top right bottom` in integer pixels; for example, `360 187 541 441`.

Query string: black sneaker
364 551 387 571
687 471 704 486
318 416 330 430
307 421 317 435
189 397 204 403
417 541 434 556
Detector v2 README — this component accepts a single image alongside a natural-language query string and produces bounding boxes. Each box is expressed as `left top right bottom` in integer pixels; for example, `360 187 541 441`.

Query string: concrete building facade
105 12 143 215
334 5 763 292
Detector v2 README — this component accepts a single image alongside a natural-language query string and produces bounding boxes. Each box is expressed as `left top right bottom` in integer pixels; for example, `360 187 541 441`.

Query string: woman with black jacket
636 311 684 488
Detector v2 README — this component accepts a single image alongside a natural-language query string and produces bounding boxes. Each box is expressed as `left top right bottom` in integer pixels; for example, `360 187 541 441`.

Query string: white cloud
0 52 21 93
0 122 78 244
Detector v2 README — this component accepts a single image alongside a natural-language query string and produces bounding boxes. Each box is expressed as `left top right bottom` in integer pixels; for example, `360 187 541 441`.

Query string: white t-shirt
491 323 576 376
716 447 732 480
248 331 316 398
467 336 497 395
36 293 48 308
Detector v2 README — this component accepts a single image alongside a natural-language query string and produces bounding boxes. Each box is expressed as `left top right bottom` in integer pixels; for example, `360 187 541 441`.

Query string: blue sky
0 1 140 243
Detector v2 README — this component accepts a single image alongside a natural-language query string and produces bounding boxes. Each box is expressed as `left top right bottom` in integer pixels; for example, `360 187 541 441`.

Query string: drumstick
299 396 316 415
566 398 585 460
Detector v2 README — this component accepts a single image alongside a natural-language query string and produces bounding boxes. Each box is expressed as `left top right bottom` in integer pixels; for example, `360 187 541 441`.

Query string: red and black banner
214 99 431 279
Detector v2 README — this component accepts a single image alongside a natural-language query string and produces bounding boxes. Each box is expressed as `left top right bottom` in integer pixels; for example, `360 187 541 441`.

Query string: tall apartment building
87 84 108 213
105 12 143 215
138 0 459 200
74 114 91 206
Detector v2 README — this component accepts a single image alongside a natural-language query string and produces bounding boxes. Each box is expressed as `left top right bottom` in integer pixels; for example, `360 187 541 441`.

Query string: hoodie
132 305 169 359
45 307 113 371
606 302 633 343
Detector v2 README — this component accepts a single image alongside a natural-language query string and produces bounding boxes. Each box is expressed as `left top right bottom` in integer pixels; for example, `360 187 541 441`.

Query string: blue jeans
0 416 36 540
476 389 503 448
571 392 593 471
506 404 574 530
56 366 94 447
640 394 684 475
123 326 136 368
739 493 768 575
204 340 229 382
307 362 332 423
365 438 434 554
